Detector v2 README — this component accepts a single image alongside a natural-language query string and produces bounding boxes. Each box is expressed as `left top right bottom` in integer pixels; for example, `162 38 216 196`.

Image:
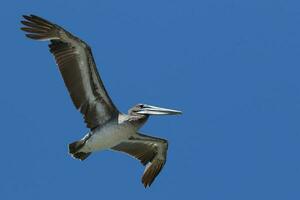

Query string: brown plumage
21 14 182 188
21 15 118 129
112 133 168 187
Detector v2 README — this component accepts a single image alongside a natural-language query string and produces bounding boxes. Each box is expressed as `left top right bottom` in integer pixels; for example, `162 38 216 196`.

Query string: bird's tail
68 140 91 161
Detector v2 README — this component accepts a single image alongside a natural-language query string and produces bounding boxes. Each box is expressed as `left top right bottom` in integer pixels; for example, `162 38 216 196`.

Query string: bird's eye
139 104 144 108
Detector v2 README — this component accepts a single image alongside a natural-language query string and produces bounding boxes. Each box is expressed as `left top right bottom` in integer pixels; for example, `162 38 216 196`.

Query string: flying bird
20 14 182 187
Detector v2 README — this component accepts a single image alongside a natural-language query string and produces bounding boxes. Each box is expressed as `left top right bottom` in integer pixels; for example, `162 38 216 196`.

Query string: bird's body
81 114 144 152
21 14 181 187
83 120 133 152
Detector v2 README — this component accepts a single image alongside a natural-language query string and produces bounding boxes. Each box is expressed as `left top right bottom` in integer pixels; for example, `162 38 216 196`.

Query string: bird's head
129 103 182 116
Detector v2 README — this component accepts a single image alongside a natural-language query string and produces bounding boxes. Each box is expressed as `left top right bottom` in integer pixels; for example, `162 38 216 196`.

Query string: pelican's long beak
136 104 182 115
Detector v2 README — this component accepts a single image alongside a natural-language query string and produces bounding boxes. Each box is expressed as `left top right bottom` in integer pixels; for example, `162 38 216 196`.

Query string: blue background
0 0 299 199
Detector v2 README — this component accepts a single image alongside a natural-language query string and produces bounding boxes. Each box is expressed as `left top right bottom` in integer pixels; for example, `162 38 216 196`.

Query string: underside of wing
111 133 168 187
21 15 119 129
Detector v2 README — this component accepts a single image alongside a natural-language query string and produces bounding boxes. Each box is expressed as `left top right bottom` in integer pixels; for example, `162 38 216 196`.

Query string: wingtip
25 33 34 39
142 180 153 188
20 27 28 35
20 27 26 31
24 33 42 40
22 14 31 20
20 20 27 25
145 183 152 188
142 173 154 188
21 14 46 23
143 181 150 188
22 14 35 17
30 14 39 18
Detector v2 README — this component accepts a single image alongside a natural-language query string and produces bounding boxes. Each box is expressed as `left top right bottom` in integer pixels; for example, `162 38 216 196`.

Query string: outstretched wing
111 133 168 187
21 15 119 129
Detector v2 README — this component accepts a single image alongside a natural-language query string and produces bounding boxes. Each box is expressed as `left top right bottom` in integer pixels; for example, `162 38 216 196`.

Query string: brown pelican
20 14 182 187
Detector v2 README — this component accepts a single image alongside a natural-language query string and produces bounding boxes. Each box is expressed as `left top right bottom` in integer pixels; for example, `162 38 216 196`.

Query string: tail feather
68 140 91 161
69 140 84 154
72 152 91 161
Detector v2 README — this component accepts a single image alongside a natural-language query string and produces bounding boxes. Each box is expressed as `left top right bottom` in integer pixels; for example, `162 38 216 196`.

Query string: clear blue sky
0 0 299 199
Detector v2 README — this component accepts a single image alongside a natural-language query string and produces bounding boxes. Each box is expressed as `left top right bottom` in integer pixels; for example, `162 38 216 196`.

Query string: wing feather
111 133 168 187
21 15 118 129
